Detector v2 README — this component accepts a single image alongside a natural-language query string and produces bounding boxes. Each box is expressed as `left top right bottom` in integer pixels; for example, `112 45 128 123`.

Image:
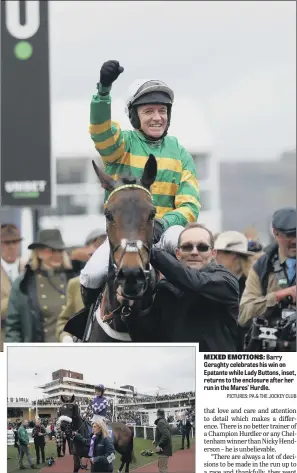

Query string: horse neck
72 415 83 431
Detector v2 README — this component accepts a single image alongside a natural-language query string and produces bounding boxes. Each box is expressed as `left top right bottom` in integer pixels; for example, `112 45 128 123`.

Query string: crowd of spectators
36 396 91 406
116 408 149 425
117 391 195 404
7 392 195 429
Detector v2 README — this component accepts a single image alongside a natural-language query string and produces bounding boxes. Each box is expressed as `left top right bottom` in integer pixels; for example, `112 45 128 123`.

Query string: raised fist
100 60 124 87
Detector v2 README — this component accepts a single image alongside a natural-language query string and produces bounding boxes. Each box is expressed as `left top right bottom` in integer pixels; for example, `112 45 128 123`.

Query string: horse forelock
121 175 138 185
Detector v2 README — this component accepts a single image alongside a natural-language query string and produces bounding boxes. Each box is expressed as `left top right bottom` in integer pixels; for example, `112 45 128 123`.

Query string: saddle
85 419 114 441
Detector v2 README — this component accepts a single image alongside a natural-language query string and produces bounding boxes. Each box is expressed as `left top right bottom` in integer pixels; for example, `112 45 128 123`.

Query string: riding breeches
80 225 184 290
91 414 106 422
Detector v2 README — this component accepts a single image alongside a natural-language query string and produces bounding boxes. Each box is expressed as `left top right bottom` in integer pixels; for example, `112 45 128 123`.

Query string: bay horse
65 153 160 343
58 395 134 473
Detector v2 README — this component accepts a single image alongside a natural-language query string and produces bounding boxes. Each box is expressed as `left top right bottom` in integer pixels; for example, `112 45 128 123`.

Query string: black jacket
179 419 192 434
151 249 239 351
74 432 115 472
154 418 172 457
32 425 46 445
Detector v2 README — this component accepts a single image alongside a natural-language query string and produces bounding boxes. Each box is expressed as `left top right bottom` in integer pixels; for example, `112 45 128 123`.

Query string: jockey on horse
80 60 201 305
89 384 109 423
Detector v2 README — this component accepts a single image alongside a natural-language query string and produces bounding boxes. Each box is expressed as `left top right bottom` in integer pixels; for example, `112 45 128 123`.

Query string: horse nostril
118 267 144 281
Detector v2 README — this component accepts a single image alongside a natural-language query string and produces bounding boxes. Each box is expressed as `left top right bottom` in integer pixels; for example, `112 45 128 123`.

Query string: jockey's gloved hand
153 219 165 244
99 60 124 87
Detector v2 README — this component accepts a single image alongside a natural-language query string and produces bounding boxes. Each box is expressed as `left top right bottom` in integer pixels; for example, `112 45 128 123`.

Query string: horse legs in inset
73 454 81 473
66 437 73 455
116 432 134 473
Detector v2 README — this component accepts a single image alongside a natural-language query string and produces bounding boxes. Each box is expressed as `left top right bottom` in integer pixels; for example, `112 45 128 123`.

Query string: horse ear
141 154 157 189
70 395 75 403
92 160 116 192
61 395 65 403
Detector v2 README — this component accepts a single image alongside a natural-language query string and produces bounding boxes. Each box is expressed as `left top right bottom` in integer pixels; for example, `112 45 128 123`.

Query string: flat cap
272 207 296 235
214 231 254 256
85 229 107 246
1 224 22 242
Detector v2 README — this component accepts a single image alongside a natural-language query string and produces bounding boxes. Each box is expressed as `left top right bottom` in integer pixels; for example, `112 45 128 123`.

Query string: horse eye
104 209 114 223
149 209 156 221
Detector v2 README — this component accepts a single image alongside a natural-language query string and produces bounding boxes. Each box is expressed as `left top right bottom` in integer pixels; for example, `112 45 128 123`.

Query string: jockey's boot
57 446 64 457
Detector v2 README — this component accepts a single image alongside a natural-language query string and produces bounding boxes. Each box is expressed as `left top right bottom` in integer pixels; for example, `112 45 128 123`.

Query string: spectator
70 229 107 273
5 229 78 343
215 231 261 299
32 419 47 465
150 223 239 350
153 409 172 473
1 224 24 351
55 417 67 457
13 426 20 455
214 230 263 349
50 423 56 440
18 419 36 470
239 207 296 346
179 416 192 450
56 230 106 342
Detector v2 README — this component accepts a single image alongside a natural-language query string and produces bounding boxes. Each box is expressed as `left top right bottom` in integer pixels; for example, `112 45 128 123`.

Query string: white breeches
91 414 106 423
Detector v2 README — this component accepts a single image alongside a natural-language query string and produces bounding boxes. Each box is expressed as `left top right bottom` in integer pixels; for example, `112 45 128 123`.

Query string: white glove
62 335 74 343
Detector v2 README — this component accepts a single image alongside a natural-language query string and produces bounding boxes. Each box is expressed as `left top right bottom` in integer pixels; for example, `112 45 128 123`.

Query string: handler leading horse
58 395 134 473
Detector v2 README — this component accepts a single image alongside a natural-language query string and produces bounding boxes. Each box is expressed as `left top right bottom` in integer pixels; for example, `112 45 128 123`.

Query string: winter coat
74 432 115 472
154 417 172 457
5 264 77 342
151 249 239 351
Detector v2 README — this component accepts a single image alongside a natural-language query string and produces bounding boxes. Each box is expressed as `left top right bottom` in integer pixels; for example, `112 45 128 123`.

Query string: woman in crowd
214 231 264 349
32 419 47 465
73 419 115 472
5 229 78 343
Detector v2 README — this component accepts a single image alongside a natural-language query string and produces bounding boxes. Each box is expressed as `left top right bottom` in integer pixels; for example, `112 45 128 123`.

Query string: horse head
92 153 157 299
58 395 79 428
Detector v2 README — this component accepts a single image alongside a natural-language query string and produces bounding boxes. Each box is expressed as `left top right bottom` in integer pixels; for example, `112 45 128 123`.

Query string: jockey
80 61 201 302
90 384 109 423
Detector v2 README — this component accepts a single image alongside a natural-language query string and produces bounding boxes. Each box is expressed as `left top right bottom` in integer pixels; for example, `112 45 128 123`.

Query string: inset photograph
7 345 196 473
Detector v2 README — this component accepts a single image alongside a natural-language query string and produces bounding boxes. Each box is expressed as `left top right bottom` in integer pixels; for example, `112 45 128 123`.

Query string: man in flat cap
239 207 296 329
153 408 172 473
1 224 23 350
70 229 107 273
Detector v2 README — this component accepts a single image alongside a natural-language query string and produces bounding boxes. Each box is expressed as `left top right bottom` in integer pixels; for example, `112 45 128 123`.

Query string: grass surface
7 435 194 473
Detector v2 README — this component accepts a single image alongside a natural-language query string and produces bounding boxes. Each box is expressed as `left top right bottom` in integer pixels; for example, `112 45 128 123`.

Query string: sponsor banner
1 0 52 206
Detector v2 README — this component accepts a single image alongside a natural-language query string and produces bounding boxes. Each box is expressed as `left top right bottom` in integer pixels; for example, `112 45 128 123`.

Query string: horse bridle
105 184 155 301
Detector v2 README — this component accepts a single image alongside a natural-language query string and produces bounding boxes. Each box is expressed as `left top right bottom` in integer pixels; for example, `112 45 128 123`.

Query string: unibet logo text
5 1 40 60
5 180 47 199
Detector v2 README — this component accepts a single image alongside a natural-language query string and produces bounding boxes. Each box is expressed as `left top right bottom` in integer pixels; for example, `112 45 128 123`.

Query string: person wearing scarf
74 420 115 472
